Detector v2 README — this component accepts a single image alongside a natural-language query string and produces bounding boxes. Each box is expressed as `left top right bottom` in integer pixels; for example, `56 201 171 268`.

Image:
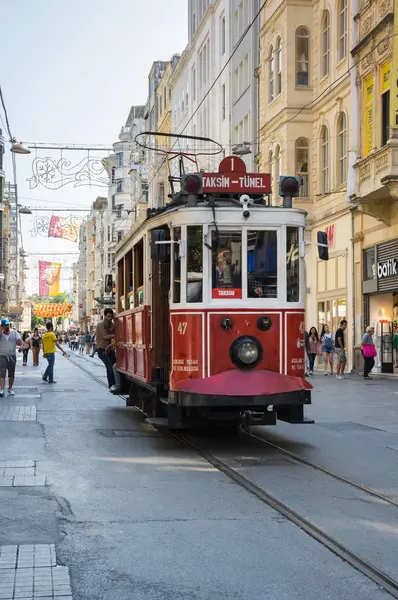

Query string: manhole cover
96 429 159 438
318 421 385 432
233 457 294 467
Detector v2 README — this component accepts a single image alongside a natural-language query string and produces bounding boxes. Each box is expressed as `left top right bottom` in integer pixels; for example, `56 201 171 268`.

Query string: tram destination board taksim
201 155 271 194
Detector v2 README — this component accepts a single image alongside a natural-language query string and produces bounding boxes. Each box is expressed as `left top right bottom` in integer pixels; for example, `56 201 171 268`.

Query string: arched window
337 113 347 185
296 27 309 86
269 46 274 102
321 126 329 194
295 138 309 197
322 12 330 76
276 38 282 95
339 0 348 60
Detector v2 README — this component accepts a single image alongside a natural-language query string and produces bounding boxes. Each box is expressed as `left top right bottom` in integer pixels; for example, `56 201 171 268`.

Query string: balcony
353 140 398 224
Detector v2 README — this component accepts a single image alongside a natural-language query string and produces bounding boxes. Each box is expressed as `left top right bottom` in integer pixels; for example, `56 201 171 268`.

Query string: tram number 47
177 322 188 335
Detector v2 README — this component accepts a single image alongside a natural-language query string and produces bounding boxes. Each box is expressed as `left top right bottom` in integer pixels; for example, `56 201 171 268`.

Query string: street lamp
10 141 31 155
19 206 32 215
232 143 252 156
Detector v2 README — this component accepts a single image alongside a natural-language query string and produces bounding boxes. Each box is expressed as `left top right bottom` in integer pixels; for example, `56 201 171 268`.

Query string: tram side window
286 227 299 302
212 230 242 298
134 239 144 306
173 227 181 303
117 259 125 312
247 230 277 298
187 225 203 303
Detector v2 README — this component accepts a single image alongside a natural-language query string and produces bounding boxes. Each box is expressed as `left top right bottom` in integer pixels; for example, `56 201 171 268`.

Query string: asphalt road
0 351 397 599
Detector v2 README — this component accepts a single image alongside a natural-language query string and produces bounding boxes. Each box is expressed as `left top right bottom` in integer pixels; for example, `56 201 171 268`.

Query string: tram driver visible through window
211 231 242 298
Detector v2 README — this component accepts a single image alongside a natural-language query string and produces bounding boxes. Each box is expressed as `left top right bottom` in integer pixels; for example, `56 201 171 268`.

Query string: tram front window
187 225 203 303
212 231 242 298
247 230 277 298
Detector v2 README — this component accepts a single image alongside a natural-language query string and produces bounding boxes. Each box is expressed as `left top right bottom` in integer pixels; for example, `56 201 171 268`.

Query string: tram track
244 430 398 510
67 351 398 598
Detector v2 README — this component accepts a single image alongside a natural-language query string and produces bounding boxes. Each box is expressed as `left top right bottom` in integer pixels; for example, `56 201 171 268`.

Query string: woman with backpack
320 324 334 376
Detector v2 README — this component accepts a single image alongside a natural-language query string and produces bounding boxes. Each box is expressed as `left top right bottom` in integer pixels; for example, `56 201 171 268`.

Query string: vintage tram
114 136 326 428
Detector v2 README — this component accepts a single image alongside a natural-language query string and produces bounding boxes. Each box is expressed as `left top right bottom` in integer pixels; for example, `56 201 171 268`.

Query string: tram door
151 227 171 384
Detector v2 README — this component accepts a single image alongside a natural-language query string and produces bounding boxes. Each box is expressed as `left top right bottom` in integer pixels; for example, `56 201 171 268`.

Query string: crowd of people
0 312 378 399
305 319 376 380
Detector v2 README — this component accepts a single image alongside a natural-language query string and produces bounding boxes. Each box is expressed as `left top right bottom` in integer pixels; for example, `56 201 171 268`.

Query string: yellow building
351 0 398 373
258 0 353 366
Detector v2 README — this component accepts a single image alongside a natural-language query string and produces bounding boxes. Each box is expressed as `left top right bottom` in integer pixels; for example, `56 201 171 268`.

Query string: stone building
258 0 355 369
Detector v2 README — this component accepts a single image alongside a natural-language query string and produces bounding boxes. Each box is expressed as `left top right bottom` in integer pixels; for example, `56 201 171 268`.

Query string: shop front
363 239 398 373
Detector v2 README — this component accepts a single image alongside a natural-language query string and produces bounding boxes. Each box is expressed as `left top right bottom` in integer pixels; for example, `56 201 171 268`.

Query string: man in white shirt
0 318 22 397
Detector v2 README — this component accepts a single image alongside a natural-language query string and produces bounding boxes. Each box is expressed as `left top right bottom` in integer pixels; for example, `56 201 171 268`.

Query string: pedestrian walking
20 332 31 366
78 332 85 355
89 333 97 357
320 324 334 375
335 319 348 380
96 308 117 392
30 328 41 366
304 330 310 376
362 325 376 380
70 333 76 351
307 327 320 375
0 318 22 397
84 331 92 354
42 322 67 384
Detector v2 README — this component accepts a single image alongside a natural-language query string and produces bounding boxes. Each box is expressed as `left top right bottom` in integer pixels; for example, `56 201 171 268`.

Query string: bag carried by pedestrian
362 345 377 358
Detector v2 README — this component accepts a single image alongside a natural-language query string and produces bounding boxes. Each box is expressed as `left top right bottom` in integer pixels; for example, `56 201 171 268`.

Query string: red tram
114 136 327 428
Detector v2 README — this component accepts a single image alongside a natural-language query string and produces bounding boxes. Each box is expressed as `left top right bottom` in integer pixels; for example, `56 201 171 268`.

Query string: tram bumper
170 370 313 424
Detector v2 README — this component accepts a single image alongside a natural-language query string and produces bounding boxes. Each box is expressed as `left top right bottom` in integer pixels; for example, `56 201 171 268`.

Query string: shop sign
377 258 398 278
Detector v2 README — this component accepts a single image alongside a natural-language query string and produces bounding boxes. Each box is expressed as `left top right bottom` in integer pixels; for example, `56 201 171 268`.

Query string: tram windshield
212 231 242 298
247 230 277 298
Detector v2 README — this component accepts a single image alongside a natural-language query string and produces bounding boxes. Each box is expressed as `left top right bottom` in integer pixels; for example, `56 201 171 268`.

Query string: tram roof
116 204 307 258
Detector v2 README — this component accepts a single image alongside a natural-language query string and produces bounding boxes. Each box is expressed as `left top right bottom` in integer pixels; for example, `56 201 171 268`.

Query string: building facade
258 0 355 368
351 0 398 373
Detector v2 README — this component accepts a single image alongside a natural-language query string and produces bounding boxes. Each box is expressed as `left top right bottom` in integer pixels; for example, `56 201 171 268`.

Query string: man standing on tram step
42 322 67 384
96 308 117 392
335 319 348 380
0 318 22 397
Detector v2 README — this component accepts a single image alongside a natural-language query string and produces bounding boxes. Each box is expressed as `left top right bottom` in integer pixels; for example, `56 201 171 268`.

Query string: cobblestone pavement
0 407 36 422
0 544 72 599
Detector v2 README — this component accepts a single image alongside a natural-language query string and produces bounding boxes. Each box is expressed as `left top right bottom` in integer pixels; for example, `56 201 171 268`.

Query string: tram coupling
240 410 277 429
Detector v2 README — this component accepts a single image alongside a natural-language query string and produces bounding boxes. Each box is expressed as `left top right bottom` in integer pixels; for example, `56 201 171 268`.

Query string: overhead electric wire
252 28 398 149
115 0 269 233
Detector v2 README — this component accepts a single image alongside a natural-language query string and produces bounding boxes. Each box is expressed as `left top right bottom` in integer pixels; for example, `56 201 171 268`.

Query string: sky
1 0 188 295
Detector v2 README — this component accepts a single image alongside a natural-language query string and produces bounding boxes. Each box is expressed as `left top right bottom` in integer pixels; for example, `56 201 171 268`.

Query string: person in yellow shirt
42 322 67 384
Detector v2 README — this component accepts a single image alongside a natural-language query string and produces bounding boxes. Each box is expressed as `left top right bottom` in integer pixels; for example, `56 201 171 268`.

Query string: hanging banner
48 216 80 243
39 261 62 297
33 302 73 318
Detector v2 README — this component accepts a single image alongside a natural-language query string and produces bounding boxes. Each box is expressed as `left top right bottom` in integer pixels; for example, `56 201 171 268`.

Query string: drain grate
41 388 89 393
96 429 159 438
317 421 385 433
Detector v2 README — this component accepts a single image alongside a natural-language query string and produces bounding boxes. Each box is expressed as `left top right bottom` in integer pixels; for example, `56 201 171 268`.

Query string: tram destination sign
202 155 271 194
202 173 271 194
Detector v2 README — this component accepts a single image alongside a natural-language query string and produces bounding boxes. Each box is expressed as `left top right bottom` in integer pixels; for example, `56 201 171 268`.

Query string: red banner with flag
48 216 79 243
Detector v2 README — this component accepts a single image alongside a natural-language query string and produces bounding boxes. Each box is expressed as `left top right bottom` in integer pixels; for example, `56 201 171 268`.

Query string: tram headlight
230 336 263 369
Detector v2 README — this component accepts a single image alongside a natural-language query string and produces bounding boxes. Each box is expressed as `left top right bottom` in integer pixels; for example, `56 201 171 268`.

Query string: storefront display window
317 298 346 335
